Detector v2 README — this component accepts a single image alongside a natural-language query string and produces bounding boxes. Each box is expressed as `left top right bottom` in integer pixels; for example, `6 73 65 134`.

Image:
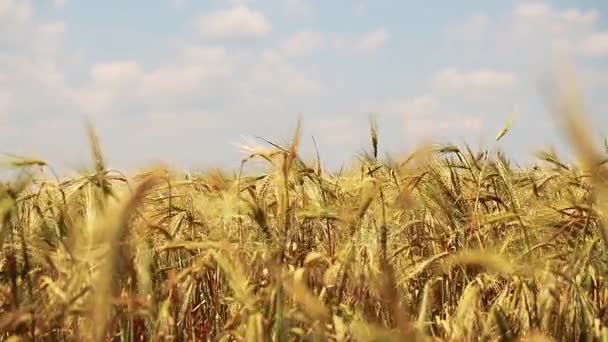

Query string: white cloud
0 91 13 116
71 88 114 114
0 0 33 47
281 31 326 56
446 13 489 40
6 0 576 170
0 0 77 121
141 65 210 97
513 3 553 19
68 44 238 115
559 8 599 26
512 2 598 38
242 50 323 97
580 32 608 57
183 45 227 64
194 5 271 39
0 0 32 24
355 28 390 52
353 3 366 17
0 0 65 58
91 61 142 84
67 44 321 120
432 68 516 92
72 61 143 115
312 116 356 145
280 28 391 57
511 4 604 59
514 3 598 26
372 95 483 144
30 62 68 90
30 21 65 57
285 0 310 16
147 109 211 126
38 21 65 36
53 0 66 9
405 115 483 140
140 49 233 101
446 3 601 63
170 0 185 10
578 66 608 89
383 95 439 118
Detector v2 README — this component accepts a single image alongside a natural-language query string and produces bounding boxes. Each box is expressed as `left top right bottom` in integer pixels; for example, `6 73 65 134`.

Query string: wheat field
1 71 608 341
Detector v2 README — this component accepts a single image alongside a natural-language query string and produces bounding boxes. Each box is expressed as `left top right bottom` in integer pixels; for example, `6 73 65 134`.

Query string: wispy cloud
446 13 489 40
1 0 607 170
370 94 483 145
91 61 142 84
355 28 390 52
404 115 483 142
285 0 310 16
53 0 66 9
0 91 13 117
193 5 271 40
383 95 439 118
353 3 366 17
281 31 326 56
281 28 390 56
449 3 601 60
432 68 516 92
0 0 32 25
312 116 357 146
514 3 598 26
579 32 608 57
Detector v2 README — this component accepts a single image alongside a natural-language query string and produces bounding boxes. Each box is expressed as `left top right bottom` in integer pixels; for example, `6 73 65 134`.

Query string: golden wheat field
1 71 607 341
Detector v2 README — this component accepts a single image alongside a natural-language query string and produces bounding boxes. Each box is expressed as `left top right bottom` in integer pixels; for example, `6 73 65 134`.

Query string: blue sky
1 0 608 172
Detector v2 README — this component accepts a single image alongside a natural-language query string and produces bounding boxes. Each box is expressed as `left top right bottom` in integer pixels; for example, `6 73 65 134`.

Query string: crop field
1 73 608 341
